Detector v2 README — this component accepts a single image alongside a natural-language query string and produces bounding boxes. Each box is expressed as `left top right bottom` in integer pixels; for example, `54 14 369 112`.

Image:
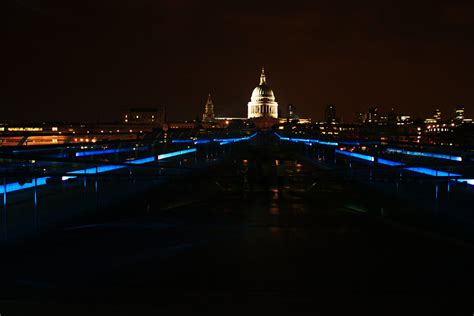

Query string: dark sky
4 0 474 122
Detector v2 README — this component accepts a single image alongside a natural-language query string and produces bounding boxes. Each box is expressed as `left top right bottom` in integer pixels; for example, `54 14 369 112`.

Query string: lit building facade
247 68 278 119
124 107 165 126
324 104 337 124
455 105 465 124
202 94 215 122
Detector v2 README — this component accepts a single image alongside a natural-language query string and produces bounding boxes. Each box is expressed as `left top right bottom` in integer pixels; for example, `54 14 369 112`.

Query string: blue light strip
75 146 149 157
457 179 474 186
274 132 338 146
172 134 257 146
171 140 194 144
61 176 77 181
0 177 50 194
403 167 461 177
128 156 155 165
194 139 211 145
377 158 406 167
318 140 339 146
339 141 380 146
0 148 199 195
158 148 196 160
214 133 257 143
386 148 462 162
68 165 124 175
216 133 258 145
335 149 375 162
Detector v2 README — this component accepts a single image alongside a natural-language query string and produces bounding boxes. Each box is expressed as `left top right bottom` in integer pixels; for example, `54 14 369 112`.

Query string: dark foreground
1 141 474 314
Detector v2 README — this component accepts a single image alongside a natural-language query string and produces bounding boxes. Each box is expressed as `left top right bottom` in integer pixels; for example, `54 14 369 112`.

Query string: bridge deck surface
1 143 473 313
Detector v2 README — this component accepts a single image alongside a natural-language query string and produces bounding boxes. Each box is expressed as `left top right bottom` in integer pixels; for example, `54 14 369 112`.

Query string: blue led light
157 148 196 160
215 133 257 145
75 147 149 157
215 134 257 142
289 138 310 143
0 177 50 194
171 139 194 144
128 156 155 165
339 141 380 146
456 179 474 186
335 149 375 162
68 165 124 175
318 141 338 146
386 148 462 162
274 132 338 146
61 176 77 181
194 139 211 144
403 167 461 177
274 133 290 141
377 158 406 167
338 141 361 146
1 148 199 195
69 149 197 175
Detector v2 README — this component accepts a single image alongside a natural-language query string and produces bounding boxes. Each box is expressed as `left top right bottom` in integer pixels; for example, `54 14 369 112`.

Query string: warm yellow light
8 127 43 132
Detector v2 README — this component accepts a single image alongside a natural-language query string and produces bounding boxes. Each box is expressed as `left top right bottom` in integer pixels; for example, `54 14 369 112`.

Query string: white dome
251 84 275 101
247 68 279 119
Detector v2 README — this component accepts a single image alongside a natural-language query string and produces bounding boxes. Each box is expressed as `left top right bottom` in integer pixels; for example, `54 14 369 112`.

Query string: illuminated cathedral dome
247 68 278 119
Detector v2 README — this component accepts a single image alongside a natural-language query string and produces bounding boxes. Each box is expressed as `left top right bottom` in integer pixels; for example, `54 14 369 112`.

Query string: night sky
4 0 474 123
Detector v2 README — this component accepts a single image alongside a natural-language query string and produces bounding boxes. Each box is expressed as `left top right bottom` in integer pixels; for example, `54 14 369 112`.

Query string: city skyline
5 0 474 122
3 1 474 310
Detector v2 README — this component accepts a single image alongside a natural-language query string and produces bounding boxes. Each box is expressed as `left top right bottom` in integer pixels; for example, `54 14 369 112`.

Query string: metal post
95 166 99 208
3 177 7 241
34 177 38 232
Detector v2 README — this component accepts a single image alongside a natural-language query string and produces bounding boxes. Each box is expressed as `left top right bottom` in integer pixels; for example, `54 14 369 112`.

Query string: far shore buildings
168 67 308 130
195 68 309 129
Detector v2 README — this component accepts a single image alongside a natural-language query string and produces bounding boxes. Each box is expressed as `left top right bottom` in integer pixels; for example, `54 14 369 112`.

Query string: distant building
454 105 465 124
434 109 442 122
202 94 215 122
387 108 397 124
124 107 165 126
288 104 298 119
425 108 442 124
398 115 412 125
366 107 379 123
247 68 278 119
324 104 337 124
355 112 365 124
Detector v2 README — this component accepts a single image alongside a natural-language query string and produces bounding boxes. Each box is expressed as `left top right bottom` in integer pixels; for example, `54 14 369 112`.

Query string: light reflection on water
270 206 279 215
